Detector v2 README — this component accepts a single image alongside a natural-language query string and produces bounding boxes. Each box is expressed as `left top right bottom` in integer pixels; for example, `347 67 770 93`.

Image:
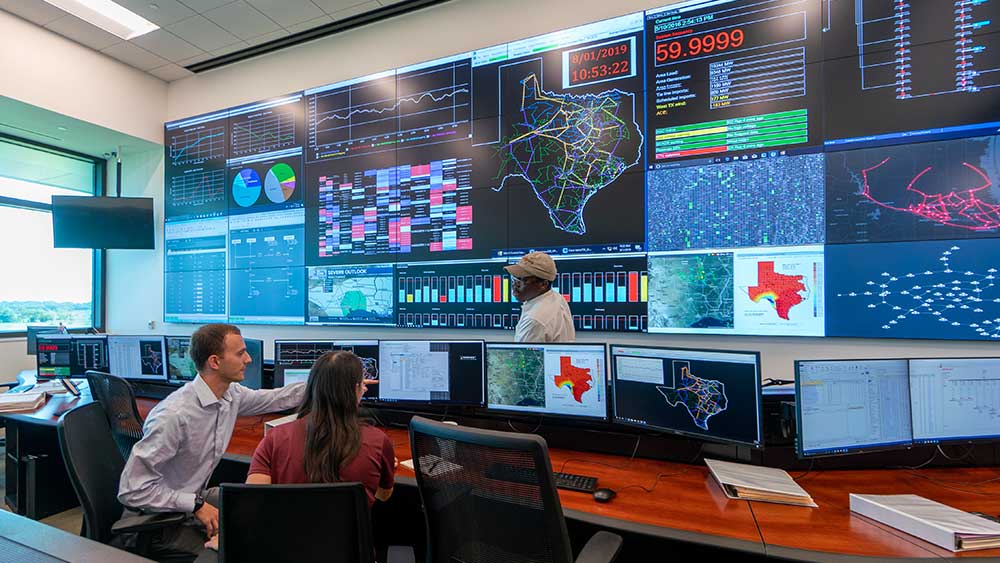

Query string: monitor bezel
375 339 486 407
610 344 764 448
794 358 914 459
907 357 1000 446
483 341 610 422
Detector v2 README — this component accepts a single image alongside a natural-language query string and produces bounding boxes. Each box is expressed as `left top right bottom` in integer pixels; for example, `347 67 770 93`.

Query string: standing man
117 324 305 560
506 251 576 343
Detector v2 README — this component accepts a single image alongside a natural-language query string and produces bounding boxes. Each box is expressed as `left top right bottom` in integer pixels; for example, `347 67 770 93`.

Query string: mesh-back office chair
86 370 145 460
409 416 623 563
218 483 415 563
57 402 187 561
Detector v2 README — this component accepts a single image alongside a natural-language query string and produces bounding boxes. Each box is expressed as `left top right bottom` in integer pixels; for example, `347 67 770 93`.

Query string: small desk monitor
378 340 484 406
795 359 912 457
486 343 608 420
27 325 60 355
70 335 109 375
107 336 168 381
36 334 73 378
166 336 197 385
611 345 762 447
909 358 1000 445
273 340 379 392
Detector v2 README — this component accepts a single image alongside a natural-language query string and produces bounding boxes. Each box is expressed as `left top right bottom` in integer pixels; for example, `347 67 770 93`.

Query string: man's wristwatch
193 491 205 513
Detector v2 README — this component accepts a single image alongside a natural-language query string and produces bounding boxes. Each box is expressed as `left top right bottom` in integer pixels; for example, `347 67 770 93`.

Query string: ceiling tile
177 51 214 66
149 63 194 82
245 29 288 46
0 0 66 26
101 42 171 71
176 0 234 12
284 15 333 35
202 1 281 40
45 15 123 51
329 1 380 21
130 29 204 62
245 0 324 28
210 40 250 57
115 0 196 27
312 0 369 14
166 14 241 52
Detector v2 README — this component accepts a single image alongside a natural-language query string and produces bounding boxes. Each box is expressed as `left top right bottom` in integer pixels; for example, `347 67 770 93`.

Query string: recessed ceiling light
42 0 159 40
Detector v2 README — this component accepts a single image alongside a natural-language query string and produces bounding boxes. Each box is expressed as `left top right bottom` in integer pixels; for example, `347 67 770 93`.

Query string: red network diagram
860 158 1000 231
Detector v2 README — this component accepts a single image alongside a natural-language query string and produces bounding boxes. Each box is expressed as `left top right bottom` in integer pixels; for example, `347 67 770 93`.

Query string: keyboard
553 472 598 493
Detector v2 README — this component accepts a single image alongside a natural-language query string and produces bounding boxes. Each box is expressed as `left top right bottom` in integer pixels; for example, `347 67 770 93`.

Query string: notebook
0 391 47 413
705 458 817 507
850 494 1000 552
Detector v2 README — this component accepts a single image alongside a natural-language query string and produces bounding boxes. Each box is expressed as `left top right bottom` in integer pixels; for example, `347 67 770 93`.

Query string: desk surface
0 510 153 562
5 393 1000 561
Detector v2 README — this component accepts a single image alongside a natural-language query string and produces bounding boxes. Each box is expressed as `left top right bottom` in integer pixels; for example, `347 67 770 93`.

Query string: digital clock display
563 37 637 88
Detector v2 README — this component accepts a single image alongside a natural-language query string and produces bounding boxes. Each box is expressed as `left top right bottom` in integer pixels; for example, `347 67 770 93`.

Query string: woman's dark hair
298 351 365 482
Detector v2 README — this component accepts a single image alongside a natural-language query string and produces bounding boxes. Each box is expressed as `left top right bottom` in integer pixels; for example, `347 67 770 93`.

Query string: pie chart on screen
232 168 262 207
264 163 296 203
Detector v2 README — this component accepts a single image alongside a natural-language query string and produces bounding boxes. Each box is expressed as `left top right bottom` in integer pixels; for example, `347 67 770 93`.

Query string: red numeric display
655 29 746 62
566 38 635 87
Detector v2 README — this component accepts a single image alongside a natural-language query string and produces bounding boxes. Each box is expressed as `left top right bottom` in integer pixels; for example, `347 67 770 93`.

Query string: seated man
117 323 305 560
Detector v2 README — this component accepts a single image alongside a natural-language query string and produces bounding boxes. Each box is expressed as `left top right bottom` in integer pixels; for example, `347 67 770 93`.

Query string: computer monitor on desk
166 336 263 389
273 340 379 393
909 358 1000 445
69 335 108 375
27 325 60 355
377 340 484 406
107 336 167 382
610 346 762 447
36 334 73 378
795 359 912 457
485 343 608 420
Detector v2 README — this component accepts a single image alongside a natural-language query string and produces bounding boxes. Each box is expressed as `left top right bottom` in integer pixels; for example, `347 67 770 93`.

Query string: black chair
56 402 188 561
85 370 145 460
218 483 415 563
409 416 623 563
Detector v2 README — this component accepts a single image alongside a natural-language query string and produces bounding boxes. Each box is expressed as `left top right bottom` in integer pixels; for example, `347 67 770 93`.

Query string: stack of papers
851 494 1000 551
705 458 817 507
0 391 47 413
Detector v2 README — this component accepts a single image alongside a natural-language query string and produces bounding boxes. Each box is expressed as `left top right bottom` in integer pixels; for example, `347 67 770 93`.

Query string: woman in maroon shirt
246 351 395 506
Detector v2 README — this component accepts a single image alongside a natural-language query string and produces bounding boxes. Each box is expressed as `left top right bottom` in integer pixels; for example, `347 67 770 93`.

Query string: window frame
0 133 106 337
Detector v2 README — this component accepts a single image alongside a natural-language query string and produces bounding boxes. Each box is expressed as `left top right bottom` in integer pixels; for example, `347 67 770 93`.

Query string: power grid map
657 361 727 431
493 73 642 235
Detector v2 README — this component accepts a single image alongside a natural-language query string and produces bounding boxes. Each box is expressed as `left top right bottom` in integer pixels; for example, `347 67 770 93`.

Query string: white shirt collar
193 374 230 407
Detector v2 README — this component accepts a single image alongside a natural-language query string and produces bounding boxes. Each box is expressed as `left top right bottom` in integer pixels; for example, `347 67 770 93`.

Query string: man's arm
233 382 306 416
117 413 195 513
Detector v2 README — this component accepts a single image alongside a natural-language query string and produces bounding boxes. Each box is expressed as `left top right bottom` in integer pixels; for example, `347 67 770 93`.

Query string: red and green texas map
747 261 806 320
553 356 593 403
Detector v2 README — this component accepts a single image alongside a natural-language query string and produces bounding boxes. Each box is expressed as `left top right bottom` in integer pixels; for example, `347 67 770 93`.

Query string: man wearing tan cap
505 252 576 343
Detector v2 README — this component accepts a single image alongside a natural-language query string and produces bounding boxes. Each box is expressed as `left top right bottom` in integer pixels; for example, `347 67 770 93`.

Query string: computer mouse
592 488 616 503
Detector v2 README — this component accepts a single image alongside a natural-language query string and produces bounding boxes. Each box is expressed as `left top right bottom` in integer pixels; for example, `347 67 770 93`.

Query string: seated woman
247 350 395 505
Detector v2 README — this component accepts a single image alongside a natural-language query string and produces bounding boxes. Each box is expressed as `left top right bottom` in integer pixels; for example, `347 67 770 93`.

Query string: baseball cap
504 251 557 281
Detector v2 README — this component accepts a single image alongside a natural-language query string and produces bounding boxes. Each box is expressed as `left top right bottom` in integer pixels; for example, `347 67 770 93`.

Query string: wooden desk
0 510 154 562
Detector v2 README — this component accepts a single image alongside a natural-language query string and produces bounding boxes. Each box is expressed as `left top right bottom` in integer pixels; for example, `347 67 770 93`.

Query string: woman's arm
246 473 272 485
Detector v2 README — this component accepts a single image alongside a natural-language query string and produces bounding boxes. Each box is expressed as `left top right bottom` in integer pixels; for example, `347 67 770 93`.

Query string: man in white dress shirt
506 252 576 343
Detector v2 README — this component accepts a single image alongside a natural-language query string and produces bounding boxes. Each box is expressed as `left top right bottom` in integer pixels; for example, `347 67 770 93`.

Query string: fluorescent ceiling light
43 0 159 40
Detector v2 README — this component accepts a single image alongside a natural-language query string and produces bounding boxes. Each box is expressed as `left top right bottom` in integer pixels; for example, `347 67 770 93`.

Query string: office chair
86 370 145 460
409 416 623 563
218 483 415 563
57 402 188 561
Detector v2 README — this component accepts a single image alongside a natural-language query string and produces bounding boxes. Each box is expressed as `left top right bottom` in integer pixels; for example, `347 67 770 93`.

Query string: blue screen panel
229 266 305 325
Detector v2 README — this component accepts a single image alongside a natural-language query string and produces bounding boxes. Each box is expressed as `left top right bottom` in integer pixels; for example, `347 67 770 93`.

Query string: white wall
115 0 1000 378
0 10 166 145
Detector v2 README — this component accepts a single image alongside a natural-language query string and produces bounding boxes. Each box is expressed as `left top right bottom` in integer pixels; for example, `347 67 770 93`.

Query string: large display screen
164 0 1000 341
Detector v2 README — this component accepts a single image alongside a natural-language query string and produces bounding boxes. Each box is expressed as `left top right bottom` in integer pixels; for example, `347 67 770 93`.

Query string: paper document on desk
0 391 46 412
705 458 817 507
850 494 1000 551
32 380 72 394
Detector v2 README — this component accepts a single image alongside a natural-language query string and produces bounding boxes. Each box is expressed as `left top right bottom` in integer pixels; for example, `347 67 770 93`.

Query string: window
0 135 104 334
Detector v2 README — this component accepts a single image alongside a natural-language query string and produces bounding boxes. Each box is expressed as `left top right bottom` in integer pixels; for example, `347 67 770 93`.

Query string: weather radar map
307 265 394 325
487 347 545 408
648 252 734 331
493 73 643 235
657 361 727 430
553 355 594 403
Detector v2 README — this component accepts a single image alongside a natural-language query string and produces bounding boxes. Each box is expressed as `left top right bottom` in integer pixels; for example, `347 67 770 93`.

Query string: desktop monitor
36 334 73 378
611 345 763 447
107 335 168 382
27 325 60 355
69 335 109 376
378 340 484 406
273 340 379 393
486 343 608 420
909 358 1000 445
166 336 197 385
795 359 913 457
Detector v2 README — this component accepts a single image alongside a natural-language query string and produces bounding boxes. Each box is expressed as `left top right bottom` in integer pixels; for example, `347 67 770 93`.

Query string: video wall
163 0 1000 341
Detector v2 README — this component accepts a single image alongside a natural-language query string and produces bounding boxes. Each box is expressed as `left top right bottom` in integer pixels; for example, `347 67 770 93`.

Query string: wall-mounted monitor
611 345 762 447
486 342 608 420
52 196 154 249
795 359 913 457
